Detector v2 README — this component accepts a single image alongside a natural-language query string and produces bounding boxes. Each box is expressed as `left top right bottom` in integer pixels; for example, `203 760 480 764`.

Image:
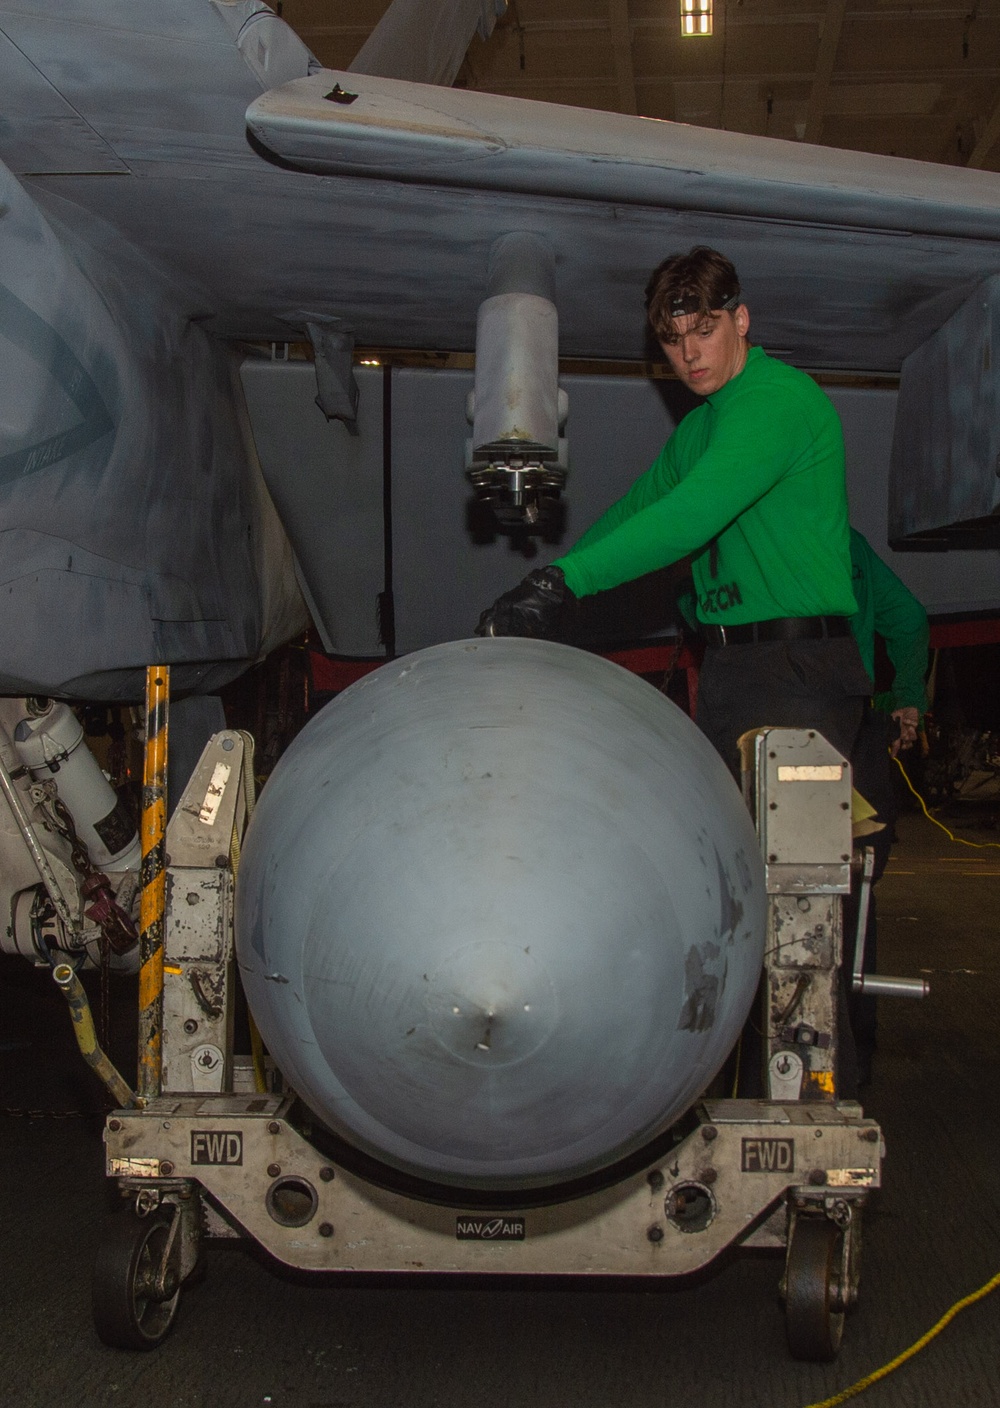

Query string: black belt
702 615 851 646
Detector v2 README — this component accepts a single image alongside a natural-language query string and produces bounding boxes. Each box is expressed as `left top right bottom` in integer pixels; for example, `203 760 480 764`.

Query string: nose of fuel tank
235 637 765 1192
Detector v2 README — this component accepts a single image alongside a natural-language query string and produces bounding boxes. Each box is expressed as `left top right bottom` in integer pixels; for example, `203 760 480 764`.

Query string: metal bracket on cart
755 727 853 1104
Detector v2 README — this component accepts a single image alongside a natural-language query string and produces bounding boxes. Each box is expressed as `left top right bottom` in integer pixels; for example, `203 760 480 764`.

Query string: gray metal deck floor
1 808 998 1408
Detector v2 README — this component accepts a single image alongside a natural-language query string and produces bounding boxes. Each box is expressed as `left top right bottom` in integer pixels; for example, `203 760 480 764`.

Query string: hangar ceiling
280 0 1000 171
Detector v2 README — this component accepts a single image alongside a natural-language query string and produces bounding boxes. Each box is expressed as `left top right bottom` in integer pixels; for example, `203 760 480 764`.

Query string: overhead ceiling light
680 0 712 37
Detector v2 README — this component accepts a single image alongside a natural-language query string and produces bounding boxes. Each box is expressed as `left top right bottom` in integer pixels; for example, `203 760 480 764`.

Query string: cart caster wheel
785 1216 845 1362
93 1210 181 1350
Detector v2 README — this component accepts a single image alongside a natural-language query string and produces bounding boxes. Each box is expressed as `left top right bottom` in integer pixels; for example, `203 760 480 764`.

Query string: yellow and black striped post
138 665 169 1102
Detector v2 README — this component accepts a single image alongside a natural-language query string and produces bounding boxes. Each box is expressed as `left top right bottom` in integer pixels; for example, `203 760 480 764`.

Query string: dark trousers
696 635 873 780
696 635 873 1097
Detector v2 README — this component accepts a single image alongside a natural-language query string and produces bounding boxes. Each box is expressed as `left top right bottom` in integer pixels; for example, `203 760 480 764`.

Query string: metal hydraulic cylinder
473 232 559 456
12 701 140 872
468 233 567 525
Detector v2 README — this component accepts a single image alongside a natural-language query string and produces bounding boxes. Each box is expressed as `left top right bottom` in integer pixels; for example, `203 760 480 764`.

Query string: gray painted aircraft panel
839 388 1000 614
0 158 305 699
890 277 1000 537
0 34 128 175
240 361 385 657
0 4 268 163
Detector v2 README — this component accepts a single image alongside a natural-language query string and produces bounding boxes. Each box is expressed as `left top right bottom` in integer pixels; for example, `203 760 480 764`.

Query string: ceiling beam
486 67 1000 94
967 95 1000 167
802 0 848 144
420 7 980 32
608 1 638 115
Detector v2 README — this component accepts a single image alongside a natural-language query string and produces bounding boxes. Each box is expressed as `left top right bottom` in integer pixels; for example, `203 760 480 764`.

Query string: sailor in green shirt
849 527 929 754
477 246 873 775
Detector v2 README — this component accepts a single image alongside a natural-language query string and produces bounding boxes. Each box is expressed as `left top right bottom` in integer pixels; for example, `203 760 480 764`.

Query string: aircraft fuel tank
235 639 766 1193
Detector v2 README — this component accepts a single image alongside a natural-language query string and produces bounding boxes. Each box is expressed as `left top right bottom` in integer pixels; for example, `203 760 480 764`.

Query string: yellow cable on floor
801 1269 1000 1408
894 757 1000 850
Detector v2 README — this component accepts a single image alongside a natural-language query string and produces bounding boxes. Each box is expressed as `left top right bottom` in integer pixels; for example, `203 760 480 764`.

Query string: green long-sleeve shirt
554 345 857 624
848 528 929 716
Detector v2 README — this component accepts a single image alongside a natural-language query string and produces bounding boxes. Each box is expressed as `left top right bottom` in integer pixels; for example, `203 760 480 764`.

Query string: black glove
475 565 573 640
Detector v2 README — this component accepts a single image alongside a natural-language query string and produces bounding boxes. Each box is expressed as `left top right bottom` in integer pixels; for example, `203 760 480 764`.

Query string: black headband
667 290 741 319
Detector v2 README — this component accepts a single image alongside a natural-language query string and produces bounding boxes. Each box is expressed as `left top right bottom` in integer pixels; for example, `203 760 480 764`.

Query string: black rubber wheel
92 1211 181 1350
785 1216 845 1362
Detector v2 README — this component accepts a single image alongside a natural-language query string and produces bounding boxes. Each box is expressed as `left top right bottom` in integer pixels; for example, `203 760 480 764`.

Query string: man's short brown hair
646 247 742 341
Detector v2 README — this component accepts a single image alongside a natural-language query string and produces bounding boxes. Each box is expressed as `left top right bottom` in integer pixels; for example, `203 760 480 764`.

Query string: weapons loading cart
84 718 923 1361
